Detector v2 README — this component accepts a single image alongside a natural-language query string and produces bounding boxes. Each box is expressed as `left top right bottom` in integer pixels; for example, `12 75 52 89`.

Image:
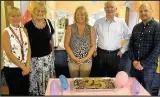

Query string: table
45 77 150 96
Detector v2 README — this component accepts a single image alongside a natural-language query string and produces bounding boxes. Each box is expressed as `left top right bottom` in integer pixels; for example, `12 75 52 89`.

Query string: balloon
59 75 69 91
50 80 60 95
21 10 31 25
115 71 129 88
130 79 140 95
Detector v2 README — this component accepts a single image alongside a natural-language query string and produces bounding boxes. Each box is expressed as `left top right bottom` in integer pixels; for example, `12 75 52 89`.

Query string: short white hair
104 1 117 8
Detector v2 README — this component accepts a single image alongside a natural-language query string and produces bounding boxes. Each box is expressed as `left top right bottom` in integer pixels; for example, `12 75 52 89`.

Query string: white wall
1 1 6 32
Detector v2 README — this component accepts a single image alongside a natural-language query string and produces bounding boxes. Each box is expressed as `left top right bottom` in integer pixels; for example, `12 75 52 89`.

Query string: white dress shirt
94 17 131 54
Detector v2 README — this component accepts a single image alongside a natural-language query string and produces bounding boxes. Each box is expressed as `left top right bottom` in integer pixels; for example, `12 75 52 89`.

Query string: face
76 11 86 23
34 7 45 20
104 2 117 17
139 4 152 21
9 13 21 27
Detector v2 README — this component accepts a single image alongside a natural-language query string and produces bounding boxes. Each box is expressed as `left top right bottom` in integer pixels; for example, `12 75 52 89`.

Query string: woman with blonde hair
64 6 96 77
24 2 56 95
2 7 31 95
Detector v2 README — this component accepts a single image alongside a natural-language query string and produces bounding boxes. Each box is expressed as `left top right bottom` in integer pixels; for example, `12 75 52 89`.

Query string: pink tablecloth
45 77 150 96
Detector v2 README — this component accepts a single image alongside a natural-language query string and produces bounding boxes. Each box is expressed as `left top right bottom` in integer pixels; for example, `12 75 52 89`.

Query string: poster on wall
54 18 66 50
128 12 139 31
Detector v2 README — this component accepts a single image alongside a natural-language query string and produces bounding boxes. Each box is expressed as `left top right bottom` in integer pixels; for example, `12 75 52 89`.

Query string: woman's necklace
32 19 46 30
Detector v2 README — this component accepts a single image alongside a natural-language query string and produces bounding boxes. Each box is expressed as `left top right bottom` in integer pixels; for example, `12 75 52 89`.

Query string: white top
94 17 131 53
3 24 29 68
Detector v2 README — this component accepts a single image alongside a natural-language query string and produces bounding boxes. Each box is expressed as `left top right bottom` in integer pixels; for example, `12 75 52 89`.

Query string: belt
97 47 120 54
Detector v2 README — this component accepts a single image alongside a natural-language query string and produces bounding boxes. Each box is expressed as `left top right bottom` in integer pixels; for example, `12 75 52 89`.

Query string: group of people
2 2 55 96
1 1 160 96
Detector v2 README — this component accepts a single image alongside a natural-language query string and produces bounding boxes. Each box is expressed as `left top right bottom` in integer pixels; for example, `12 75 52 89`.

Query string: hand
79 56 90 64
93 51 97 57
22 66 30 76
133 60 143 71
133 60 138 67
72 57 81 64
79 57 87 63
117 51 123 57
136 62 143 70
22 71 27 76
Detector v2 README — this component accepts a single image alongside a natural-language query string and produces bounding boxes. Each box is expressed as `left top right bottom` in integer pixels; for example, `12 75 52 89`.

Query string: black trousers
3 67 29 96
97 47 120 77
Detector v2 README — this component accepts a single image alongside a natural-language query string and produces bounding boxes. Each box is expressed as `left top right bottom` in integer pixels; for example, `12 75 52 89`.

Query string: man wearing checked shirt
129 3 160 96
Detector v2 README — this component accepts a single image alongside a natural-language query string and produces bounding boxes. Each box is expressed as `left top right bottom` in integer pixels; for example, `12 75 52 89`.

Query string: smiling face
104 1 117 18
139 3 152 22
32 2 47 20
74 6 88 24
8 8 21 27
76 11 86 23
34 8 46 20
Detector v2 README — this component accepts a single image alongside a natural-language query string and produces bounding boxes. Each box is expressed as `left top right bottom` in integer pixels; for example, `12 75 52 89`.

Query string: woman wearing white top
2 7 31 95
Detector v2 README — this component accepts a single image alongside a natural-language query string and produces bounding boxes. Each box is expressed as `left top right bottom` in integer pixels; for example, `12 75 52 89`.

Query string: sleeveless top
3 24 29 68
68 23 92 63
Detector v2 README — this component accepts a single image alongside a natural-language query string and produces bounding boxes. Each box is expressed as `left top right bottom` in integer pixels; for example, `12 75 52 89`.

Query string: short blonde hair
31 2 47 17
7 7 21 19
139 3 153 12
74 6 88 24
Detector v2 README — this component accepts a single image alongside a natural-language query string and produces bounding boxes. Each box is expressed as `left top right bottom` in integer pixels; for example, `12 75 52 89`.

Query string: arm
93 21 99 57
121 21 132 54
64 25 80 63
2 30 28 71
140 23 160 67
50 37 55 59
81 27 96 62
50 37 54 51
128 27 136 62
128 26 143 70
93 21 98 47
23 28 31 68
47 19 55 57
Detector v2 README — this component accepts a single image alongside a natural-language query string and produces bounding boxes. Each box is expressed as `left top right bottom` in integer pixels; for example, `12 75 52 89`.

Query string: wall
1 1 159 29
14 1 20 8
1 1 6 32
55 1 126 18
55 1 159 21
144 1 159 21
46 1 56 20
130 1 159 21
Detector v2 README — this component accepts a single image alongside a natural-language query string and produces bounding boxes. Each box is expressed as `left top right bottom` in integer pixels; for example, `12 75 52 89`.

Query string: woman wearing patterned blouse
2 7 31 95
24 2 56 95
64 6 96 77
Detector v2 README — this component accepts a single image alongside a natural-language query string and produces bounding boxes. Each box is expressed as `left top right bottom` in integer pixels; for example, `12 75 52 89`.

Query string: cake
73 77 116 89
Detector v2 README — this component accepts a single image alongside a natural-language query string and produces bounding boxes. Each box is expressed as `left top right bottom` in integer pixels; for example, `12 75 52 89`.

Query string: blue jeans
151 73 160 96
119 51 131 76
130 66 159 96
